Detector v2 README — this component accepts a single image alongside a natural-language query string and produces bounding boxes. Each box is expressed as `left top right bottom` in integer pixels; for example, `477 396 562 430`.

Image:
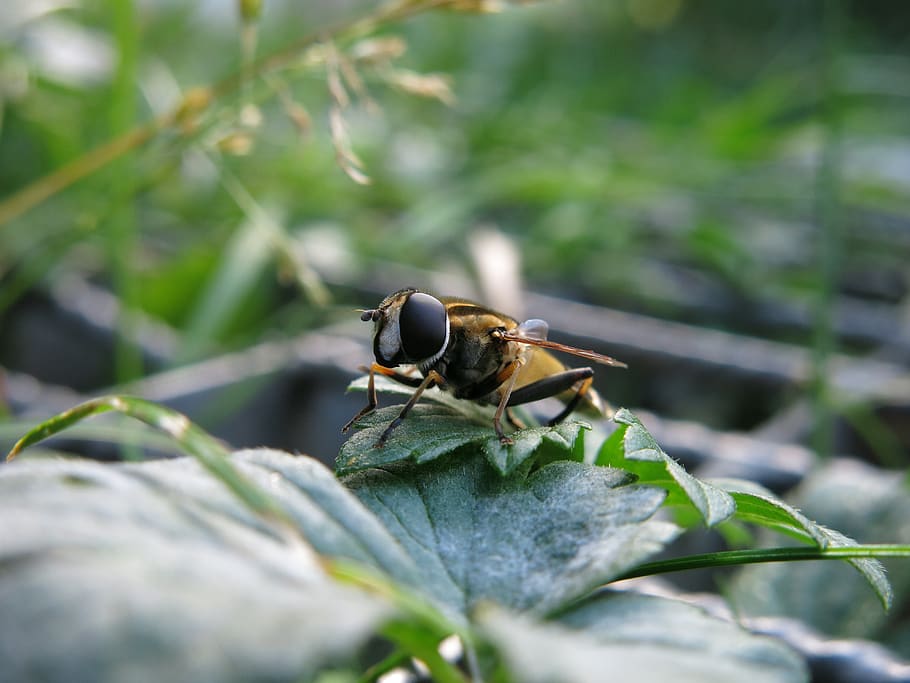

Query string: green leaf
198 449 425 584
485 420 588 474
715 477 893 610
343 453 679 617
346 374 494 422
337 403 495 473
611 544 904 586
713 478 832 546
338 378 590 476
597 408 735 527
0 450 399 682
480 593 807 683
730 460 907 634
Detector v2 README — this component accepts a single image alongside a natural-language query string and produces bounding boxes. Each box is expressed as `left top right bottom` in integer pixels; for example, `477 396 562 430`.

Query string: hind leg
505 367 595 425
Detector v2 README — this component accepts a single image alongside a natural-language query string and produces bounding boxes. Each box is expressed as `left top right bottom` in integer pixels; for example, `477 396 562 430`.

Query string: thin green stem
0 0 453 227
218 164 331 304
0 120 168 227
614 544 910 581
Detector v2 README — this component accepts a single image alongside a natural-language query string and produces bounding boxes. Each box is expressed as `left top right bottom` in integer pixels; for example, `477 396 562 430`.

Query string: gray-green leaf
0 450 399 683
729 459 906 641
344 453 679 617
480 592 807 683
337 403 589 476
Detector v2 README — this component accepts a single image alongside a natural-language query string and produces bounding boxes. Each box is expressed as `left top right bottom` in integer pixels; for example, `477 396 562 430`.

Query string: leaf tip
880 581 894 611
611 407 638 427
6 432 35 461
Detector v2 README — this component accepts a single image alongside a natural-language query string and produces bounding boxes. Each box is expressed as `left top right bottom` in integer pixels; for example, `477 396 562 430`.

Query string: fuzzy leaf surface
713 477 892 610
480 592 807 683
713 478 832 546
730 460 906 636
5 394 284 520
337 402 589 476
344 453 679 617
0 450 406 682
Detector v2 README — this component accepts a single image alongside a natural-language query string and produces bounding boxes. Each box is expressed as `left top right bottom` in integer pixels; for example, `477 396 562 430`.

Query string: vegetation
2 391 898 681
1 0 909 680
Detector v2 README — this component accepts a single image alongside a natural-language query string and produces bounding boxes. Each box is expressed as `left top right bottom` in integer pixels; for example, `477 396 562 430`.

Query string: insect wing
516 318 549 341
497 331 628 368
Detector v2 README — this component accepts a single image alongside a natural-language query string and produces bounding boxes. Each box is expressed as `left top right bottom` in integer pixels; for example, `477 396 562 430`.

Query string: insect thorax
424 325 522 402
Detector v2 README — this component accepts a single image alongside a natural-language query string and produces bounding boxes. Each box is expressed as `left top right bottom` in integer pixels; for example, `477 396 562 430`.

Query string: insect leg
377 370 445 446
546 375 594 426
492 359 525 444
505 367 595 425
506 408 527 430
371 363 426 388
342 362 424 433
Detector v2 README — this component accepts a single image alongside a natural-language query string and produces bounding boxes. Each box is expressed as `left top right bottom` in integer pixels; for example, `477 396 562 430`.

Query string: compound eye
399 293 447 360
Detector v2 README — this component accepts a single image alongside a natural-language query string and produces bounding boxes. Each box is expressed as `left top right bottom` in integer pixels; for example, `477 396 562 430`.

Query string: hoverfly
343 288 627 446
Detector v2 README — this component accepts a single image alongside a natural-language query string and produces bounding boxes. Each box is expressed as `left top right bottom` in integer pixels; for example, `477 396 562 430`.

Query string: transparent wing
498 328 628 368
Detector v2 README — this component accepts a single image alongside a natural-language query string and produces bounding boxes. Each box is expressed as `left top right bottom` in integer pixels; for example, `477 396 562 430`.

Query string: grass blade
6 395 286 522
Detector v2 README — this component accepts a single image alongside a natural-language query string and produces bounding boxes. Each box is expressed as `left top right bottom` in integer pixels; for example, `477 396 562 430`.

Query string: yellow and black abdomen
513 347 610 418
438 296 610 419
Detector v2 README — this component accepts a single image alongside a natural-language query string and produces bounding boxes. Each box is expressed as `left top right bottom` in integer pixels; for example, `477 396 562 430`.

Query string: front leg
341 362 425 433
376 370 446 447
492 358 525 445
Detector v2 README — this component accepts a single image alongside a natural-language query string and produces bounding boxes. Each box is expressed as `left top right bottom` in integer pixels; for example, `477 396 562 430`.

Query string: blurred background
1 0 907 466
1 0 910 670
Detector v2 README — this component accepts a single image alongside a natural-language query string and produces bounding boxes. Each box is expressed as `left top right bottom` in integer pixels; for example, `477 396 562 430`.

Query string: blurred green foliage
0 0 908 428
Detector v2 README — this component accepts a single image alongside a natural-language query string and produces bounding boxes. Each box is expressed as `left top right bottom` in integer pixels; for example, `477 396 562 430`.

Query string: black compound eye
399 293 447 360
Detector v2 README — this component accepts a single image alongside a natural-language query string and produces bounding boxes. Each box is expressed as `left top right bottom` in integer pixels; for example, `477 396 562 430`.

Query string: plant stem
0 0 453 228
0 121 168 227
614 544 910 581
